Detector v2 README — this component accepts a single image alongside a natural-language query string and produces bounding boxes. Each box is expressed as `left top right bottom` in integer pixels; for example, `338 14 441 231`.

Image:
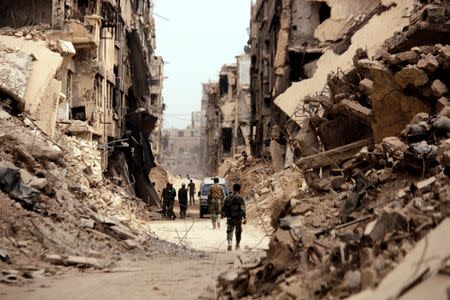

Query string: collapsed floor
0 108 190 285
217 14 450 300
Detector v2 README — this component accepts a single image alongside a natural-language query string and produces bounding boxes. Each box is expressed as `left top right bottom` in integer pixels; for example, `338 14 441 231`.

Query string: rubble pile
217 9 450 299
0 108 179 285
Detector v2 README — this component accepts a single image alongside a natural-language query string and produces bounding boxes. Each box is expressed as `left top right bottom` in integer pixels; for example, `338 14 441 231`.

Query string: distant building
162 113 203 179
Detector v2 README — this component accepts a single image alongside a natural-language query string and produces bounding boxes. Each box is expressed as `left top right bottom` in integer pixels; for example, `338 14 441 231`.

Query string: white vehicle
199 177 229 218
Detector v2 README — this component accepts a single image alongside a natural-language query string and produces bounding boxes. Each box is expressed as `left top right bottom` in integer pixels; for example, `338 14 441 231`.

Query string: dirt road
1 208 269 300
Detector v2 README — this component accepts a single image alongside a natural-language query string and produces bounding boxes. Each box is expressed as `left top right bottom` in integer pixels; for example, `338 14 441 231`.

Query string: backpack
224 195 242 218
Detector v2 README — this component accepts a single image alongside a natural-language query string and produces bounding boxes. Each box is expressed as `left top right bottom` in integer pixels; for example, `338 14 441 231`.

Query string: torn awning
126 30 150 99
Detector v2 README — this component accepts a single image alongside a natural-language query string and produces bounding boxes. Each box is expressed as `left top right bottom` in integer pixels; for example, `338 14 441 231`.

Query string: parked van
199 177 229 218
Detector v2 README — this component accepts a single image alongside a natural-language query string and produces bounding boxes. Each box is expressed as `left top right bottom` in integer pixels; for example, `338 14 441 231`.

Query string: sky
153 0 251 129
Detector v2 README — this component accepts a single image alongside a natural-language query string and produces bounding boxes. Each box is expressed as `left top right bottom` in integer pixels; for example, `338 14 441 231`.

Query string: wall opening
289 51 323 82
72 106 87 121
319 2 331 24
219 75 229 97
221 128 233 154
0 0 52 27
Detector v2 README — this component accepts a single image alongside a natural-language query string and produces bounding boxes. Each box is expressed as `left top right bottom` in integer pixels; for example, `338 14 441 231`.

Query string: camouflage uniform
208 183 224 228
222 193 246 248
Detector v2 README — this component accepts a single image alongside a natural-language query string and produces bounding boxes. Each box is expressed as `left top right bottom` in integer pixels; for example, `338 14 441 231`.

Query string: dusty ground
0 204 269 300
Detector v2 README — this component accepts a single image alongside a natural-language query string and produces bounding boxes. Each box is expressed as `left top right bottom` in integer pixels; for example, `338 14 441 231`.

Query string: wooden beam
295 138 374 170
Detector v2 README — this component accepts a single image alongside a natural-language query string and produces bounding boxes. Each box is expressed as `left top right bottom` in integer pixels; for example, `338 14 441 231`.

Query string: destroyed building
248 0 416 163
218 1 450 299
201 54 252 174
162 113 203 179
0 0 164 206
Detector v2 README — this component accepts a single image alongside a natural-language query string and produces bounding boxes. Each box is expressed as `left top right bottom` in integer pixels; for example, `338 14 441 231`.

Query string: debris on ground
0 108 188 285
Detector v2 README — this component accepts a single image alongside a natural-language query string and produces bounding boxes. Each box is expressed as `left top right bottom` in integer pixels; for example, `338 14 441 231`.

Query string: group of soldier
161 179 196 220
161 177 246 251
208 178 246 251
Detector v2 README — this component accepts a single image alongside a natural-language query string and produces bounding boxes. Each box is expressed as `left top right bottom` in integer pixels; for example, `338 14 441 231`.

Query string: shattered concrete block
109 225 137 240
415 176 436 193
124 239 139 250
44 254 100 268
436 97 449 112
382 137 408 160
417 53 439 72
270 139 284 172
336 99 372 125
364 210 409 241
0 249 11 263
359 78 373 92
371 66 430 142
394 66 429 88
431 79 448 98
344 270 361 291
80 218 95 229
433 116 450 131
290 202 313 216
296 118 320 157
439 106 450 118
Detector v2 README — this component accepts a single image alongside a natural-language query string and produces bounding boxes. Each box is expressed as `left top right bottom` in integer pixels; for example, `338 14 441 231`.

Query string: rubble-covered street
1 0 450 299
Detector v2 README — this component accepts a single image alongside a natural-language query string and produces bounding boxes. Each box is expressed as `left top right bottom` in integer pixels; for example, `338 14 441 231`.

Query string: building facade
0 0 164 206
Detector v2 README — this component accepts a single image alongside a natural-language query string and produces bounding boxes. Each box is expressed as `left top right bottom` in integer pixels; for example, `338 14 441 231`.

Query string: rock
260 187 271 195
80 218 95 229
364 210 409 241
417 53 439 72
19 169 47 189
436 97 449 112
109 225 137 240
359 78 373 92
0 249 11 263
382 137 408 160
361 268 378 289
431 79 448 97
394 66 429 88
291 202 313 216
330 176 347 190
344 270 361 290
415 176 436 193
377 168 393 183
44 254 100 268
124 239 139 250
439 106 450 118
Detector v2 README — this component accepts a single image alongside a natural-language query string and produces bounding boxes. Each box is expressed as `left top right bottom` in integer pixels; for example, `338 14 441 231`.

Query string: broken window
73 0 97 20
94 74 103 108
221 128 233 154
72 106 87 121
318 2 331 24
0 0 52 27
288 51 323 82
219 75 229 97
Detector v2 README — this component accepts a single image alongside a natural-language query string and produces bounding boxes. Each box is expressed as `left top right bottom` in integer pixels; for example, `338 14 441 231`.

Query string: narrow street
0 205 269 300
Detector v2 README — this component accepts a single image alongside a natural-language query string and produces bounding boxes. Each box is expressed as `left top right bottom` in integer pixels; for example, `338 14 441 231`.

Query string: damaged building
248 0 420 167
218 1 450 299
0 0 164 207
201 54 252 174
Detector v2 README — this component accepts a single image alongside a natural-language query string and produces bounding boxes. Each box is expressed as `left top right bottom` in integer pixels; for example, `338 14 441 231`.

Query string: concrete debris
0 107 186 285
43 254 100 268
217 2 450 299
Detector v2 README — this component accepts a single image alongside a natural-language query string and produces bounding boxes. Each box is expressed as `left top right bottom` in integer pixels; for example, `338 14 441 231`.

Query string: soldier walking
166 183 177 220
178 183 188 219
188 179 196 206
222 183 246 251
208 178 224 229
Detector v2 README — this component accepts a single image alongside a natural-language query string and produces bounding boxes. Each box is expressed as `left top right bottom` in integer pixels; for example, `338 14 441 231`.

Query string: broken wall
0 0 52 28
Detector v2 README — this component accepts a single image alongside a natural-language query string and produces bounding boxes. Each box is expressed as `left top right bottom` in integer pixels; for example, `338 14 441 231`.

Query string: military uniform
178 186 188 219
165 187 177 220
208 183 224 228
222 193 246 250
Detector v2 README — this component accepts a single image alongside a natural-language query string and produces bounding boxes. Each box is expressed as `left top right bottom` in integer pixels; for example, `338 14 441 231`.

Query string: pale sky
154 0 251 129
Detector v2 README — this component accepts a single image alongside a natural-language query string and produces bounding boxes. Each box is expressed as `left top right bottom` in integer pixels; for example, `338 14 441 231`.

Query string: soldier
161 183 170 218
166 183 177 220
222 183 246 251
188 179 196 206
208 178 224 229
178 183 188 219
